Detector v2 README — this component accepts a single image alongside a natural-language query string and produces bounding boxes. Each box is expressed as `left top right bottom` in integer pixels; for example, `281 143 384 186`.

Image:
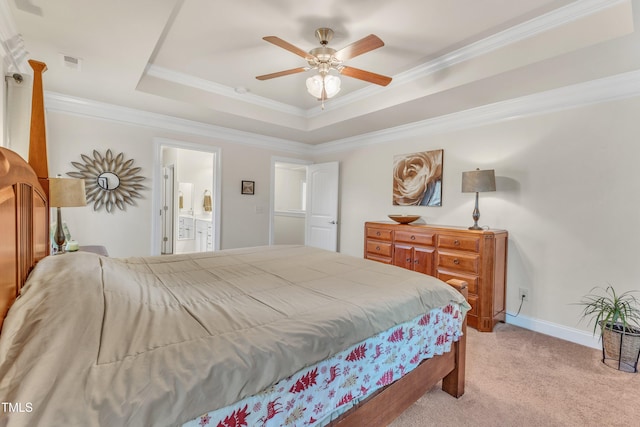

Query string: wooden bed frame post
27 60 50 258
27 60 49 197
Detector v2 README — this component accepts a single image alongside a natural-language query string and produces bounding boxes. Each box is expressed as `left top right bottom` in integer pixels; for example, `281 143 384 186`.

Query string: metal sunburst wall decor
67 149 146 212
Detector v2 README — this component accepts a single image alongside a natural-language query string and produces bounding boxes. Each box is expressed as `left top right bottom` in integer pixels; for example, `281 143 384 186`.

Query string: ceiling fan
256 28 392 103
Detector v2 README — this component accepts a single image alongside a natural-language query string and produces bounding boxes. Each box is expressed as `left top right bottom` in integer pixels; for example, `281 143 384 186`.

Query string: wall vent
60 54 82 71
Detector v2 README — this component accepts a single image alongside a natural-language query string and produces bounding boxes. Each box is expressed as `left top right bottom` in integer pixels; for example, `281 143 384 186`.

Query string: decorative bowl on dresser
364 221 508 332
388 214 421 224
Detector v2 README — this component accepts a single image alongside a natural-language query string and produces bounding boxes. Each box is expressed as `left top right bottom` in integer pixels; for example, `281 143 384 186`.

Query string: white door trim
151 137 222 255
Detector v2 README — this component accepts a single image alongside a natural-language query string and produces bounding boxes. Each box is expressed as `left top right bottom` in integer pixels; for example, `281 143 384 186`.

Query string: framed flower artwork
392 149 443 206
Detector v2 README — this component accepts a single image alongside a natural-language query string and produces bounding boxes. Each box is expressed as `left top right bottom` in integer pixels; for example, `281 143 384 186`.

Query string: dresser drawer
437 251 480 274
395 230 434 246
436 269 478 295
366 240 393 258
366 227 393 242
438 234 480 252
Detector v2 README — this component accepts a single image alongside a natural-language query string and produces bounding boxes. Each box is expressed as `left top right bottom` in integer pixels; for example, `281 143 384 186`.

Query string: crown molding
44 92 312 155
44 67 640 157
312 69 640 154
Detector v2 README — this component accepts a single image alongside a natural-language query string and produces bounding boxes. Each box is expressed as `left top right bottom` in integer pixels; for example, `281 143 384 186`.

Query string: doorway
270 157 339 251
271 159 310 245
152 138 221 255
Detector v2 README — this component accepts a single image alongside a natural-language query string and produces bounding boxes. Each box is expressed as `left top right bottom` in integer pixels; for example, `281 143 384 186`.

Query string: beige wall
45 111 309 257
314 96 640 346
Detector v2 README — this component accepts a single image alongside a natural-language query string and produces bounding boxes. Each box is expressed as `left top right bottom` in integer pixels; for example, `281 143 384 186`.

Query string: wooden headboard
0 60 50 331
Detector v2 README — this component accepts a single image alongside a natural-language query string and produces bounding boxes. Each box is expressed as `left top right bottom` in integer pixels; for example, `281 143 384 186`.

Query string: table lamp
49 177 87 254
461 168 496 230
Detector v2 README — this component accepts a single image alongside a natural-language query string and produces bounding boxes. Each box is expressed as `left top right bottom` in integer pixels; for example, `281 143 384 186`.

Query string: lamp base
54 207 67 255
468 192 485 230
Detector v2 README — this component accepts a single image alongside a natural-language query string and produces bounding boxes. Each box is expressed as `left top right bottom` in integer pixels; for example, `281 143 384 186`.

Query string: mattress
0 245 468 427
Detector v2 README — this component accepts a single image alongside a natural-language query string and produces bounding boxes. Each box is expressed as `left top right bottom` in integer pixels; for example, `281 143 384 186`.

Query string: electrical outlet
519 287 529 302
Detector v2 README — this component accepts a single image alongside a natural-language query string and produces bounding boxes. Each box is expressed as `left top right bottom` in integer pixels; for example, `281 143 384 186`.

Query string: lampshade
461 169 496 193
306 74 341 99
49 177 87 207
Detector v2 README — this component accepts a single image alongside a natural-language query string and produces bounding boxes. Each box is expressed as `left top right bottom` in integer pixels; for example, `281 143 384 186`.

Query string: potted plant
577 285 640 372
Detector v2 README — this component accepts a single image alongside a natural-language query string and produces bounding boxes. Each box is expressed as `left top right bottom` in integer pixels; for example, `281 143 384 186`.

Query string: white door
306 162 339 251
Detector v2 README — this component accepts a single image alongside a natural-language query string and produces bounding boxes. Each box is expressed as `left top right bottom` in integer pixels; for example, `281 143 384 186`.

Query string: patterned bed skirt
183 302 466 427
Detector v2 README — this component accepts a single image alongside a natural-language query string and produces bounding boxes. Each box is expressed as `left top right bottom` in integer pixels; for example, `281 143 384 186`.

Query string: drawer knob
406 258 411 262
453 258 460 265
454 240 460 246
376 246 381 251
376 231 381 236
414 260 419 264
410 235 416 240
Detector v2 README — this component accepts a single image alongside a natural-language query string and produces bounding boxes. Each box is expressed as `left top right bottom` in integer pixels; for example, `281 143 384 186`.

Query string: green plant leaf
575 285 640 336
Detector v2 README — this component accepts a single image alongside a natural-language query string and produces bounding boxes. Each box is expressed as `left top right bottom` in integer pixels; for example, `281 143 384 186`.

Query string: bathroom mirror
177 182 195 240
178 182 194 214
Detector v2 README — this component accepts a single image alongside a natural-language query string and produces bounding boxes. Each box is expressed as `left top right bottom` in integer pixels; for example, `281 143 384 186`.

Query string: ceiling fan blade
334 34 384 61
256 67 307 81
340 66 392 86
263 36 313 60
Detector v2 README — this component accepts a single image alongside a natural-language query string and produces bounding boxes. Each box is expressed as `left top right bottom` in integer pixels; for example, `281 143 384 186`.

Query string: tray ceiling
5 0 635 144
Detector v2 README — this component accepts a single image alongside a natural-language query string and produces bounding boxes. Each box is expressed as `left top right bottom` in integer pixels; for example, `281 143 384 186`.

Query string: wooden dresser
364 221 508 332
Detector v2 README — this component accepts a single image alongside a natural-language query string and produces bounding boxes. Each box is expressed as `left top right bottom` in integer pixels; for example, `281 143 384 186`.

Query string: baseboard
505 312 601 350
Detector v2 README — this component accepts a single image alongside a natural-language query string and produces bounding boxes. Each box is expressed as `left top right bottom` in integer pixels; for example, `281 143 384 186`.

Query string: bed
0 60 469 427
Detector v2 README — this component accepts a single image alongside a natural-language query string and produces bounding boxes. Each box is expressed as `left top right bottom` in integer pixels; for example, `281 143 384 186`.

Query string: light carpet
390 323 639 427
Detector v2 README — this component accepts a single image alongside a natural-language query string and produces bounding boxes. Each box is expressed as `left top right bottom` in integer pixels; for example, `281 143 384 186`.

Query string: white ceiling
4 0 636 145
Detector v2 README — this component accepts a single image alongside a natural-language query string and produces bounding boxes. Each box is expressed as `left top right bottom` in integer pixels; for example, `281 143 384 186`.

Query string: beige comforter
0 245 467 427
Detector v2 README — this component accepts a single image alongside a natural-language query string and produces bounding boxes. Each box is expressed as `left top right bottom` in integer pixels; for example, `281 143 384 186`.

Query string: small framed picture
241 180 255 195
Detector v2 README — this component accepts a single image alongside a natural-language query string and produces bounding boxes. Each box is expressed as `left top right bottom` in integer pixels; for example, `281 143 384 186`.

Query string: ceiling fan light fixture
306 74 341 99
258 27 390 107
